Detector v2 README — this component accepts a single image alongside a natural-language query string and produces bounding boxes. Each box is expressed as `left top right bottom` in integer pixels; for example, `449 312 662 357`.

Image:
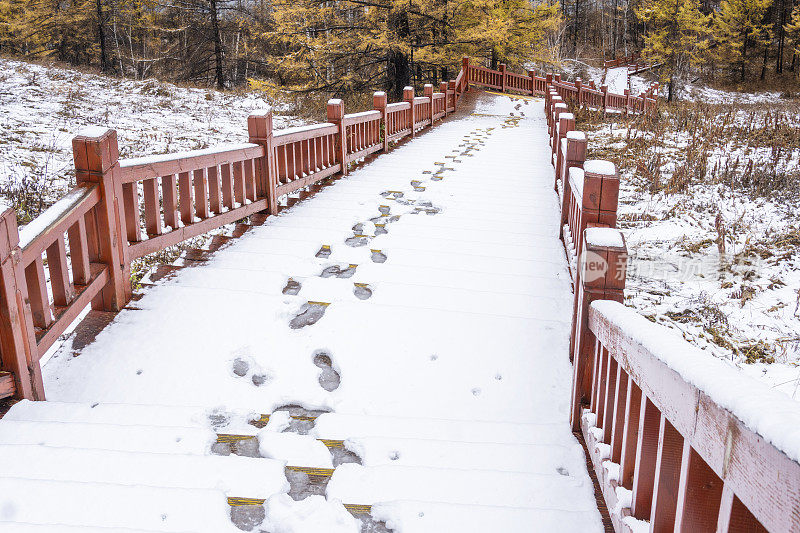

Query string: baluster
178 171 193 225
233 160 245 205
162 174 178 229
620 379 642 488
244 159 256 202
674 443 724 531
221 163 234 209
67 217 91 286
142 177 162 236
25 257 52 329
632 397 661 518
122 182 141 242
194 168 209 217
610 366 629 463
602 355 618 443
46 236 74 307
650 414 684 530
207 166 221 215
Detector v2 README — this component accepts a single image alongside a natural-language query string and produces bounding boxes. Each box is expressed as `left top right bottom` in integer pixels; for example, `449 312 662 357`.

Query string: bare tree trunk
96 0 109 72
210 0 225 89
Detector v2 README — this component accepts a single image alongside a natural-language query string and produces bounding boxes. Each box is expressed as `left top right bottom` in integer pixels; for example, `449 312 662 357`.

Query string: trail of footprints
230 124 506 532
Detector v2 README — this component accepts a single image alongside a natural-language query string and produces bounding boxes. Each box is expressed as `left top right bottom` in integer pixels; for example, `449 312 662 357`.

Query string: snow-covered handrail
585 299 800 532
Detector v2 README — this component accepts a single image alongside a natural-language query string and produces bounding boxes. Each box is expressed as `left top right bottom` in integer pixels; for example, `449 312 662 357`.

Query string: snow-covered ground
0 92 605 532
582 93 800 400
0 57 300 220
605 67 629 94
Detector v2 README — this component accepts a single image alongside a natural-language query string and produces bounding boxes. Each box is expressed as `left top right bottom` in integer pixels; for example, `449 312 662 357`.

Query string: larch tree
636 0 711 100
714 0 773 81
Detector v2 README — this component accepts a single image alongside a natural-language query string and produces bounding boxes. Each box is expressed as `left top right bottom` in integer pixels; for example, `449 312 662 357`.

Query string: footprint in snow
320 264 357 279
371 250 387 263
345 235 370 247
289 302 329 329
353 283 372 300
313 352 341 392
282 278 302 295
315 245 331 258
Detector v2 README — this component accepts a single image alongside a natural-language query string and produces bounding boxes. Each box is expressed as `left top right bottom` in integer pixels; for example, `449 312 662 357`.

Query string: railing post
551 102 567 151
0 207 44 400
569 227 627 431
554 112 575 180
462 57 470 91
448 80 457 111
601 85 609 113
403 86 416 138
439 82 448 115
575 77 583 107
327 99 347 176
72 128 131 312
527 70 536 95
500 63 507 93
373 91 388 152
624 89 631 116
247 109 277 215
559 132 587 220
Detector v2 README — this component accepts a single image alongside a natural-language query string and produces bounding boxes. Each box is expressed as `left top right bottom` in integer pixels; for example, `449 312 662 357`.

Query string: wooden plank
67 217 91 286
194 168 209 219
207 165 222 215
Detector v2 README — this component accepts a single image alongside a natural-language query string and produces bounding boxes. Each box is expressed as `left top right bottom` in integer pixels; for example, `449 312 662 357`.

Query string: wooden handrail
118 143 263 183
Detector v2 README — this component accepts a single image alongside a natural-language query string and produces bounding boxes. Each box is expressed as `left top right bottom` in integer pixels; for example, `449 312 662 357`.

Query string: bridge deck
0 93 604 532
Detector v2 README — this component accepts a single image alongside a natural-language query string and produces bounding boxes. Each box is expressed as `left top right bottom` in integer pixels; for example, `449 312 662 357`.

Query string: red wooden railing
0 62 482 401
543 71 800 531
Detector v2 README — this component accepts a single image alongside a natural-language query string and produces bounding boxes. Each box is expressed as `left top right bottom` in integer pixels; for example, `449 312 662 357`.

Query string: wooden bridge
0 60 797 532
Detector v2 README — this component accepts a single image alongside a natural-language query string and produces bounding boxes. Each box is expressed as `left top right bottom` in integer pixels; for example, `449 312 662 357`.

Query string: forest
1 0 799 100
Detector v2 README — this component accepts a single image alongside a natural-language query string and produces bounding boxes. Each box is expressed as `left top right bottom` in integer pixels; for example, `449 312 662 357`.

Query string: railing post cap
74 126 115 141
326 99 344 119
583 159 617 177
248 107 273 118
580 227 627 290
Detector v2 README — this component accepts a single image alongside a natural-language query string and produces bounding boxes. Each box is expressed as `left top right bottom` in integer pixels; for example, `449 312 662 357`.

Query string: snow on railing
545 68 800 530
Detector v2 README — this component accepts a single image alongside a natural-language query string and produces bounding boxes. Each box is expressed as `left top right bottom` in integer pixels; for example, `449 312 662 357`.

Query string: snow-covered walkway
0 93 605 532
605 66 629 95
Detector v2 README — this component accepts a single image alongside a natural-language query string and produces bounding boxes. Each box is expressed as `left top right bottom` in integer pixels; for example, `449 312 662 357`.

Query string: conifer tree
637 0 711 100
714 0 773 81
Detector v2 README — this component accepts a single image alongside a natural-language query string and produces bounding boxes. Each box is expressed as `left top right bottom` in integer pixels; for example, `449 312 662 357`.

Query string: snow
18 185 94 249
592 300 800 463
0 57 300 222
258 431 334 468
570 167 585 199
17 91 603 531
585 227 625 249
262 495 360 533
605 67 629 95
567 131 586 140
76 125 111 138
584 159 616 176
